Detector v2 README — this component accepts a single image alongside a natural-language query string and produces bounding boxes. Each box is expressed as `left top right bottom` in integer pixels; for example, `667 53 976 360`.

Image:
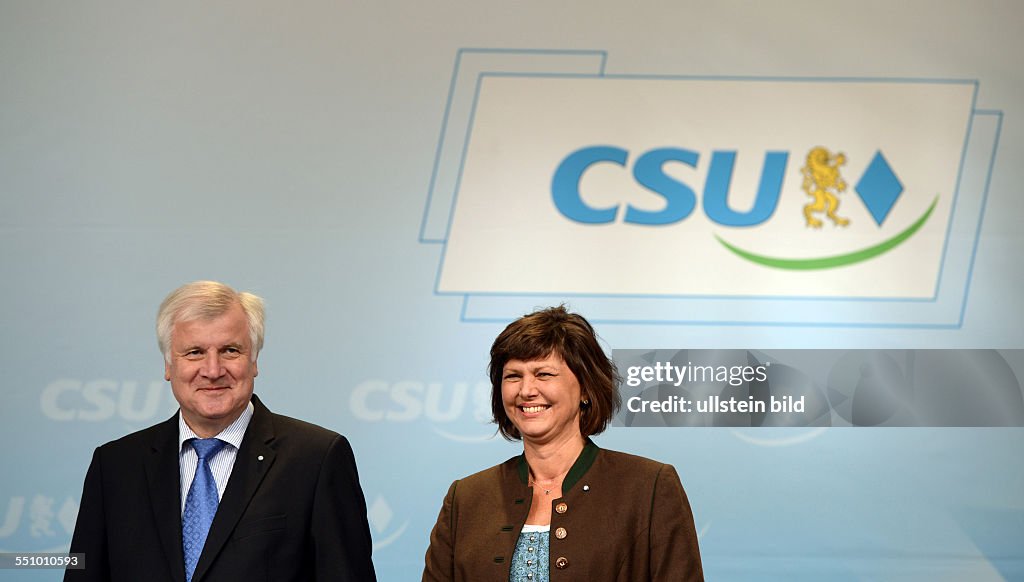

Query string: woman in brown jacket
423 306 704 581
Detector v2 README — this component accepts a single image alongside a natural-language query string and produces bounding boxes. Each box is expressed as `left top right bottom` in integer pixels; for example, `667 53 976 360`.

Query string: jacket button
555 502 568 514
555 556 569 569
554 527 567 540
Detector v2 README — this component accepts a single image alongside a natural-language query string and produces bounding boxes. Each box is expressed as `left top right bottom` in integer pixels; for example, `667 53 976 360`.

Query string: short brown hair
489 306 621 440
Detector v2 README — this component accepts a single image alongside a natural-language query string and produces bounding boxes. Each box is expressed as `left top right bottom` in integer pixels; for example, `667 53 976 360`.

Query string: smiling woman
423 306 704 582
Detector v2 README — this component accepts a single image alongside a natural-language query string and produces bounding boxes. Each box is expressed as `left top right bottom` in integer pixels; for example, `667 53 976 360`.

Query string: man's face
165 303 257 437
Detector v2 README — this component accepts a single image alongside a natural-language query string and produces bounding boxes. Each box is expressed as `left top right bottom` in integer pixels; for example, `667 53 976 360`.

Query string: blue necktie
182 438 227 582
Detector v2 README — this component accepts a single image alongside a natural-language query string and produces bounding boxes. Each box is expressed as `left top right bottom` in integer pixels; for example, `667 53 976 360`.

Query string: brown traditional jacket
423 440 704 581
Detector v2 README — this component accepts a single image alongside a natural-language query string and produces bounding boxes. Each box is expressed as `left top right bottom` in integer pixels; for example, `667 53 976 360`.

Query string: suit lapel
192 395 277 582
144 413 187 582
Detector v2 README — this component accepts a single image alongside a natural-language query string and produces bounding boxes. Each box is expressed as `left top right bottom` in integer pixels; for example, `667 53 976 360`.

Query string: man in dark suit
66 281 377 582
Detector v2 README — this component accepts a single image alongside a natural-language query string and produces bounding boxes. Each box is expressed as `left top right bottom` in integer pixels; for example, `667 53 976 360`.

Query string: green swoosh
715 196 938 270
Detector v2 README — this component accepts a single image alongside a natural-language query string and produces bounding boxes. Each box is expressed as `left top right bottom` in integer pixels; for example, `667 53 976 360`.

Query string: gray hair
156 281 265 362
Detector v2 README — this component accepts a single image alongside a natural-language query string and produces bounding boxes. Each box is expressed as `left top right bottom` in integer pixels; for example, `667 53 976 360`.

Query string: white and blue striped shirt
177 401 254 515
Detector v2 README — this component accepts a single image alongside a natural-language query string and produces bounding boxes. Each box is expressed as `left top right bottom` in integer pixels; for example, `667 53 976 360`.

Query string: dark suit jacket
423 440 703 581
66 394 376 582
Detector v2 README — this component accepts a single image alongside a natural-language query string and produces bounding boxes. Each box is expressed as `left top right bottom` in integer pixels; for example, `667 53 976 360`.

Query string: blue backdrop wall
1 1 1022 580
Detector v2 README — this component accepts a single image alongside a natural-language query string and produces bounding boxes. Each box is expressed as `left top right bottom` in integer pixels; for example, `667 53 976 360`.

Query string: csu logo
552 144 930 271
553 147 790 227
41 379 177 422
422 49 1000 326
0 494 78 552
349 380 494 441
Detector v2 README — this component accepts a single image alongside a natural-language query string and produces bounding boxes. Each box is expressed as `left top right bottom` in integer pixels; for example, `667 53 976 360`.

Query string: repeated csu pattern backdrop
2 2 1023 580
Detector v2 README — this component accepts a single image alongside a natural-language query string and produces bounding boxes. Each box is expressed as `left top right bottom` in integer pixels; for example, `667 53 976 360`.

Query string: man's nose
200 352 224 378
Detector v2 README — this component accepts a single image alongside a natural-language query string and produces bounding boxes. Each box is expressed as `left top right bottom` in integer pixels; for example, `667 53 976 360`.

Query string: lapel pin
257 455 264 461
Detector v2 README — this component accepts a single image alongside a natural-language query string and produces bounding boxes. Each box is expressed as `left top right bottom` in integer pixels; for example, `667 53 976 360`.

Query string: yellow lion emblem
802 146 850 228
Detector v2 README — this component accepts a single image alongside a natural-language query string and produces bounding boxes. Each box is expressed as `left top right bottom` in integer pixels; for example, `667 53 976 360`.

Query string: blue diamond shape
855 151 903 225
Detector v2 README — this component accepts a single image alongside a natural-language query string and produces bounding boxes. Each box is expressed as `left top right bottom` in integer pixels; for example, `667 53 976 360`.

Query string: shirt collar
178 400 254 452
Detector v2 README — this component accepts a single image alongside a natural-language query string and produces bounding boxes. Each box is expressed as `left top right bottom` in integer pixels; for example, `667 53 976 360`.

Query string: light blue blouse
509 525 550 582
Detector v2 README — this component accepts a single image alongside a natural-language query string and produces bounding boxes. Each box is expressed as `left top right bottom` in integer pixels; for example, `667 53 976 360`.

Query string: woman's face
501 352 583 446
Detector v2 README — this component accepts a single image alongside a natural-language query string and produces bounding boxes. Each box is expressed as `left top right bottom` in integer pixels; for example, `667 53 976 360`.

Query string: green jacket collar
516 438 599 493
